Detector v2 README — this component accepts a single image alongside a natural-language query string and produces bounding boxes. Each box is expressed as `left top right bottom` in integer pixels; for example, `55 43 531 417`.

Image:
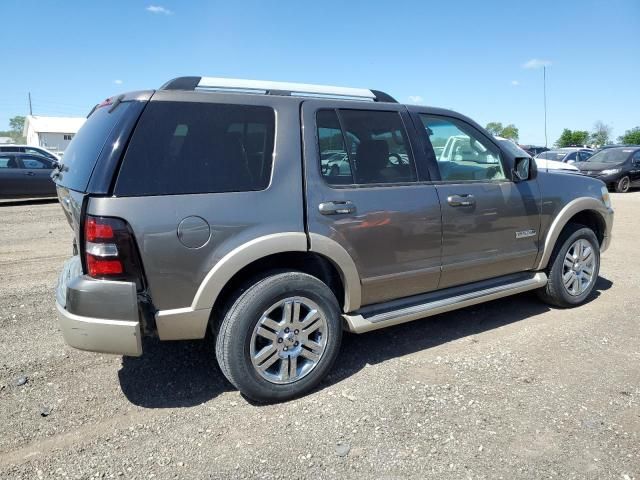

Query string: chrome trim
343 272 548 334
197 77 376 100
85 241 118 257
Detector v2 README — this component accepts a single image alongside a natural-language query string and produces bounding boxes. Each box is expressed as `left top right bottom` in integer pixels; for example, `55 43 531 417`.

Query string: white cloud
408 95 424 104
522 59 552 69
511 80 520 86
114 79 123 85
146 5 173 15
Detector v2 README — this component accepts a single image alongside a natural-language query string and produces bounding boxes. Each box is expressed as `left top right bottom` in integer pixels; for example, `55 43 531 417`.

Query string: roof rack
159 76 397 103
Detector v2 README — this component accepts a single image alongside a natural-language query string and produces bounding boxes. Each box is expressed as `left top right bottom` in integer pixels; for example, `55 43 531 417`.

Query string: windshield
584 149 632 164
537 151 566 161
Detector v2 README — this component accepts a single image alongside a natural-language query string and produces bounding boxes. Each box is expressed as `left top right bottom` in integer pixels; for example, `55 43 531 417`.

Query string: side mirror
513 157 532 182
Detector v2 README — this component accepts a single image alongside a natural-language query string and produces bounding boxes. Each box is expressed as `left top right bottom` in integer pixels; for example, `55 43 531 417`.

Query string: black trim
371 89 398 103
160 76 201 91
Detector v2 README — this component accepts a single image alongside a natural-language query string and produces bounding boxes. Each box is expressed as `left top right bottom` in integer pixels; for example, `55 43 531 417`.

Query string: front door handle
319 200 356 215
25 171 36 176
447 194 475 207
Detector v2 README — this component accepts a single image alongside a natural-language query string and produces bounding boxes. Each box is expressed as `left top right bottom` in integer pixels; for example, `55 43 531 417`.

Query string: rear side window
57 103 133 192
115 102 275 196
316 109 417 186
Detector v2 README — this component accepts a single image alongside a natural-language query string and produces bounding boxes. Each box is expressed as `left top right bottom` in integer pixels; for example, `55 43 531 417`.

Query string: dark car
0 144 59 162
575 147 640 193
520 145 549 157
0 152 57 199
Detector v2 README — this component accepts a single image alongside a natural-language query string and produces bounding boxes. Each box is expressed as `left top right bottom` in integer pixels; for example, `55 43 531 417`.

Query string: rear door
302 101 442 308
19 155 56 196
413 112 540 288
0 154 28 197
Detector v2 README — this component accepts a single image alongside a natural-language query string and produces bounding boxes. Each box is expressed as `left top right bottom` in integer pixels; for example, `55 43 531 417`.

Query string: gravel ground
0 194 638 479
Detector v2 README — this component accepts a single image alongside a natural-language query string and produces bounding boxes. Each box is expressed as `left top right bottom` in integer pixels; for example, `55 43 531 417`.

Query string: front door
415 113 541 288
302 101 442 308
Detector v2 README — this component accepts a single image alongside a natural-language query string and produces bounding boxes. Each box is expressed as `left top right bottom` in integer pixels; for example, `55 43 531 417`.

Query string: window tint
116 102 275 196
21 156 52 169
58 102 134 192
317 109 416 185
317 110 353 184
632 151 640 161
0 155 16 168
565 152 577 161
420 115 505 181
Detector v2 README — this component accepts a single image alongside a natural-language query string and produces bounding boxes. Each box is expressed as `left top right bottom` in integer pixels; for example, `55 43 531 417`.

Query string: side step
343 272 548 333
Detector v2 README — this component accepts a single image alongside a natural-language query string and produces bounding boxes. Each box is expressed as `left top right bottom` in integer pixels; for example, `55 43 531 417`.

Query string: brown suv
54 77 613 402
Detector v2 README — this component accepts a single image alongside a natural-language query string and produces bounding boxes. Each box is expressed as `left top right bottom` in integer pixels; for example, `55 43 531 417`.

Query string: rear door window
316 109 417 186
115 102 275 196
56 102 134 192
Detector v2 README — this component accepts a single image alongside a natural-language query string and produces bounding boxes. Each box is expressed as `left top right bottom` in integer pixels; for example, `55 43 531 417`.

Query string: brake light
85 217 114 242
83 215 144 288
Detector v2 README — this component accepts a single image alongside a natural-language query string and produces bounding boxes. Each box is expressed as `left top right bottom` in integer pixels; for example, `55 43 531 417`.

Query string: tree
500 124 519 141
485 122 519 141
591 121 612 146
618 127 640 145
556 129 589 147
485 122 503 136
9 116 25 135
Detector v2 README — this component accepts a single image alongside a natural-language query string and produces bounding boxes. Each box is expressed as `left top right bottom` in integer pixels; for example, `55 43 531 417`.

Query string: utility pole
28 92 33 115
543 66 548 147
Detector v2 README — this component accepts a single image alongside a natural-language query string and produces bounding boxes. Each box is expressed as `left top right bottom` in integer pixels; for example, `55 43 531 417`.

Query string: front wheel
215 272 342 402
537 225 600 308
615 176 631 193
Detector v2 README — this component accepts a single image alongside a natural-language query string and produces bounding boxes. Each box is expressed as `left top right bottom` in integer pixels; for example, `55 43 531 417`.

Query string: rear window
115 102 275 196
56 102 134 192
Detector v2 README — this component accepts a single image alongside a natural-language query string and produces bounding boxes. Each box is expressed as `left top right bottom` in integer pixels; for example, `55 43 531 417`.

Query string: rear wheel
615 176 630 193
537 225 600 308
215 271 342 402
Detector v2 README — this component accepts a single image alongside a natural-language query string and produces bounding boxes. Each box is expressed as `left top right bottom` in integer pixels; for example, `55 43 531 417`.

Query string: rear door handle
447 194 475 207
319 200 356 215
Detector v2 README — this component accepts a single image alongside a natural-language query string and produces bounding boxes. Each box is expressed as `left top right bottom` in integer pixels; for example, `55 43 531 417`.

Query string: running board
343 272 548 334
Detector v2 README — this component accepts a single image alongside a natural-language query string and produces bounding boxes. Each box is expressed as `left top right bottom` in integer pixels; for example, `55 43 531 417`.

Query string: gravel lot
0 193 638 479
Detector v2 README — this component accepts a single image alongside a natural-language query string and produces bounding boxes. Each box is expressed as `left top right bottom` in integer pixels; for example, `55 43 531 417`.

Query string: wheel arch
536 197 611 271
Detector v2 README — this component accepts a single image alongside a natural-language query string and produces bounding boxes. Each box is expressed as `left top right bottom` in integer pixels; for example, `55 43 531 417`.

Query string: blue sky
1 0 638 145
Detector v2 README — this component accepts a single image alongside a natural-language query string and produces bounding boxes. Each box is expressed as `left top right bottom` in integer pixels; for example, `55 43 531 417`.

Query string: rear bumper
56 256 142 356
56 302 142 356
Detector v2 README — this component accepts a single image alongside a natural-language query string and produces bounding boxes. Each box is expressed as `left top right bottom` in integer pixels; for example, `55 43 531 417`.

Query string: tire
615 176 630 193
215 271 342 403
537 224 600 308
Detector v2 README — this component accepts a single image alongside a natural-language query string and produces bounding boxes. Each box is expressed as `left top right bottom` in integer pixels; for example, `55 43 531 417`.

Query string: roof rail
159 76 397 103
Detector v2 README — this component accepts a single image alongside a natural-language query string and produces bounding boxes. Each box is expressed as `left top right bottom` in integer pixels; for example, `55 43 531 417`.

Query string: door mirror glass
514 157 531 181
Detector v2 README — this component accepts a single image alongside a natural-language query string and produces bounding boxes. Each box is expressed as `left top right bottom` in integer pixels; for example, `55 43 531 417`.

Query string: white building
23 115 86 154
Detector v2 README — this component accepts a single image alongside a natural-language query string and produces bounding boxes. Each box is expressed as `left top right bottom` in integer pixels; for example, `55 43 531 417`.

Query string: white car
493 137 579 172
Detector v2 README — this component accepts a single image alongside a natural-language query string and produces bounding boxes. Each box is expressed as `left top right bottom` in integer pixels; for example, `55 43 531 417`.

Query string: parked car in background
495 138 580 173
53 77 613 402
536 148 594 164
520 145 549 157
0 152 57 198
575 146 640 193
596 144 639 152
0 144 60 162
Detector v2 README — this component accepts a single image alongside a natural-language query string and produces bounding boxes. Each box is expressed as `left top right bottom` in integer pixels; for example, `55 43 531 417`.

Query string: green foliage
590 121 612 146
9 116 25 135
485 122 503 136
500 124 519 141
556 129 589 147
618 127 640 145
485 122 519 141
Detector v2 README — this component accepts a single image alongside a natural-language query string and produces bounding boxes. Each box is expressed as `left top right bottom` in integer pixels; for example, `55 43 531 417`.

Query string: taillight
82 215 144 288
